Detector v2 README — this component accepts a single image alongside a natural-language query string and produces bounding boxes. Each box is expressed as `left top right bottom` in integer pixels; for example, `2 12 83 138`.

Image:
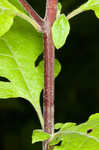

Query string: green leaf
50 113 99 150
52 14 70 49
0 0 18 37
54 59 61 77
32 130 51 144
60 122 76 131
50 123 76 145
0 17 61 128
54 123 64 130
54 122 76 130
81 0 99 18
0 0 41 37
0 81 18 97
8 0 26 13
57 2 62 17
57 3 62 13
66 0 99 20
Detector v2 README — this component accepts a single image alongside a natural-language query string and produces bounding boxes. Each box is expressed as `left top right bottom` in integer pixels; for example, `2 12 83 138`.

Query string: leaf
0 0 41 37
8 0 26 13
57 3 62 13
50 123 76 145
32 130 51 144
52 14 70 49
49 113 99 150
0 17 61 127
54 122 76 130
0 0 17 37
57 2 62 17
60 122 76 131
0 81 18 97
81 0 99 18
54 123 64 130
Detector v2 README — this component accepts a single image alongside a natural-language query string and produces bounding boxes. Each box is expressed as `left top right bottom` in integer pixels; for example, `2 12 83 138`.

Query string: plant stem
18 0 43 30
67 7 84 20
18 1 58 150
17 12 42 32
43 0 58 150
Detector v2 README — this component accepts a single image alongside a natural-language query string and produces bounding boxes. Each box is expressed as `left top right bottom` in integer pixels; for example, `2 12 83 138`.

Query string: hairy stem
18 1 58 150
43 0 58 150
17 12 42 32
67 7 84 20
18 0 43 31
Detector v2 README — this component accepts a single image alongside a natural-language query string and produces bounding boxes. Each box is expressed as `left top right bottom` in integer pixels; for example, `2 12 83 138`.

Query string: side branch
18 0 43 27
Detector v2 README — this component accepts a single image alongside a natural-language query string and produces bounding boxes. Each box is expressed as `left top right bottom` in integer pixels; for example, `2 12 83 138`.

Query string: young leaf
32 130 51 144
67 0 99 20
52 14 70 49
54 122 76 130
54 123 64 130
60 122 76 131
0 17 61 127
81 0 99 18
57 2 62 18
50 123 76 145
49 113 99 150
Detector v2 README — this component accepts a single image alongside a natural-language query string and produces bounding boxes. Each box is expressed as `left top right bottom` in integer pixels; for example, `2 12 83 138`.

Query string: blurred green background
0 0 98 149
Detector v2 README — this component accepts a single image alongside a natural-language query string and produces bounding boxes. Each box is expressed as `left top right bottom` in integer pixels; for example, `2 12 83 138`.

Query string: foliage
0 0 61 127
81 0 99 18
32 130 51 144
52 14 70 49
52 0 99 49
32 114 99 150
0 0 99 149
0 0 41 36
50 114 99 150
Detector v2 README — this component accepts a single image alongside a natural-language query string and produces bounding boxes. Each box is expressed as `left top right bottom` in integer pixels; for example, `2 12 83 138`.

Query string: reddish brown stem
18 0 43 26
18 0 58 149
43 0 58 150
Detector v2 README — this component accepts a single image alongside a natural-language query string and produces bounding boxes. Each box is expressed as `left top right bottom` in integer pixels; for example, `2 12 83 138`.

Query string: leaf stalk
67 6 84 20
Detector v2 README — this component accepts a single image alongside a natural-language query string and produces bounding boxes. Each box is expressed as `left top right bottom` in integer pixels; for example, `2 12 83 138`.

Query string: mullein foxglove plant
0 0 99 150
